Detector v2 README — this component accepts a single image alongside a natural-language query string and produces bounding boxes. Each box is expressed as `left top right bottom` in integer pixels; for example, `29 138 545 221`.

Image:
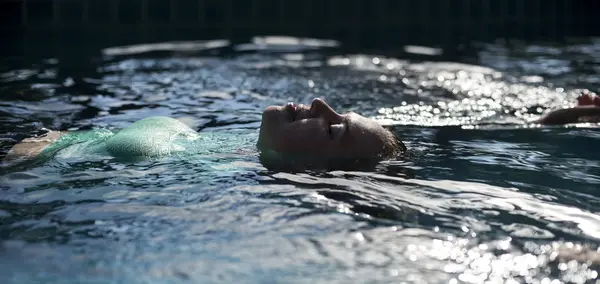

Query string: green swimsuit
38 116 256 163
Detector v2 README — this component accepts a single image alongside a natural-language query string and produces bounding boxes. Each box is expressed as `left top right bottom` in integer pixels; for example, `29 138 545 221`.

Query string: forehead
347 112 380 130
346 112 388 143
344 112 388 155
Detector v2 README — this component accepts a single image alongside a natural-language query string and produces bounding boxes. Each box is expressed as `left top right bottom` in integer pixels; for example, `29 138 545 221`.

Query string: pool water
1 37 599 283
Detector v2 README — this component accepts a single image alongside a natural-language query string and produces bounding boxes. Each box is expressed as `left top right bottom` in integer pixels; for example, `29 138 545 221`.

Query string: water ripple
1 37 599 283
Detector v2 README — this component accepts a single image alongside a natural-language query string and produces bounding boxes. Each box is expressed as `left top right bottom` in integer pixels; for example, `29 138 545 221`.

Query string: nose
310 98 343 123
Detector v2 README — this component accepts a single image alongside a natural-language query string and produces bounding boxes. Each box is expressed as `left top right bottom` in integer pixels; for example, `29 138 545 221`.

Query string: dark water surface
1 37 599 283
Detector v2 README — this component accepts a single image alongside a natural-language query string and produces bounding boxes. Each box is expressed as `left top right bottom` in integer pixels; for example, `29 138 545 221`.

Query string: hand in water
576 90 600 107
537 90 600 125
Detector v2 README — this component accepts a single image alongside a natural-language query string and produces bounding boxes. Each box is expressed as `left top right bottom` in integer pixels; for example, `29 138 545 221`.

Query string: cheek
276 121 330 153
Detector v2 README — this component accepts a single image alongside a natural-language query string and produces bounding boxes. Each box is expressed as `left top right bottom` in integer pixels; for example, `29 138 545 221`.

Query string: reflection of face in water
257 98 405 161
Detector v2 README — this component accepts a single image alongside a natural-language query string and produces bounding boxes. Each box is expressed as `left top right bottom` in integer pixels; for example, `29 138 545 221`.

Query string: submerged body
3 116 254 167
4 99 406 169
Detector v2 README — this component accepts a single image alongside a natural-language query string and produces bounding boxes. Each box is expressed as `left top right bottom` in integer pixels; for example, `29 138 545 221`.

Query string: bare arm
536 106 600 125
2 131 68 167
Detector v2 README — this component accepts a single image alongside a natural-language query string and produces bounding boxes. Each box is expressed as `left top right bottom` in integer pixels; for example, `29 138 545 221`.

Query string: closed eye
327 120 348 141
286 106 298 121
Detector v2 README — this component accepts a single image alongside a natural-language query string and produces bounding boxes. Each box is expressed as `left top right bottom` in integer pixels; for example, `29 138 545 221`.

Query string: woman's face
258 98 399 158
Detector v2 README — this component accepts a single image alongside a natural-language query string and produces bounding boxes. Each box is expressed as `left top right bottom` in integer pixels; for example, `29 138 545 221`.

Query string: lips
287 102 319 122
286 102 298 111
285 102 299 121
286 100 346 140
283 100 347 141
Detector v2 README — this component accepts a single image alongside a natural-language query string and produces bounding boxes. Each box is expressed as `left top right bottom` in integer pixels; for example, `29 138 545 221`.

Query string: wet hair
381 127 407 158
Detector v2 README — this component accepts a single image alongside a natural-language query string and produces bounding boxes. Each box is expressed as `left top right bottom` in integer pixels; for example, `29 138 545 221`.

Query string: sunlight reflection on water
1 37 599 283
